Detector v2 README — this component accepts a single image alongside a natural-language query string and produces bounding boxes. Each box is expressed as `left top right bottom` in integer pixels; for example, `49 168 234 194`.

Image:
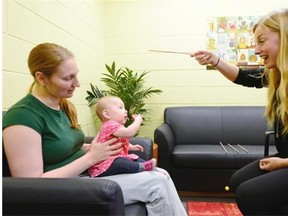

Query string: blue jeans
98 157 145 177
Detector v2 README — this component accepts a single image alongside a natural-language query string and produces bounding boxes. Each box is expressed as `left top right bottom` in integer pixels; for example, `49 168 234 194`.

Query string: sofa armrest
264 130 275 156
129 137 153 161
154 123 175 173
84 136 95 143
3 177 125 215
84 136 153 161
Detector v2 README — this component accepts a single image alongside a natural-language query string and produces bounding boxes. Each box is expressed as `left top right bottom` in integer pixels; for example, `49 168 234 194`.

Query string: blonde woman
191 9 288 215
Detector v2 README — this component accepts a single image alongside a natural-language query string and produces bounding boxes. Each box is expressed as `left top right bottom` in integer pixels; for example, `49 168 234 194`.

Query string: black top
234 68 288 157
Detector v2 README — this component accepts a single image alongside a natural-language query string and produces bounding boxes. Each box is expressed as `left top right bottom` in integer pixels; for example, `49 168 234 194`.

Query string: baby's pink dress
88 120 139 177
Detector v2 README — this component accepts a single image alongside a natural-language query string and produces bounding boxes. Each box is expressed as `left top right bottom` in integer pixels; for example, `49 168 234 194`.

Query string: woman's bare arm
3 125 121 178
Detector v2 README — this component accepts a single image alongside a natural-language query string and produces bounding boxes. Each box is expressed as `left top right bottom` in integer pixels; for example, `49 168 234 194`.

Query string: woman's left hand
259 157 288 171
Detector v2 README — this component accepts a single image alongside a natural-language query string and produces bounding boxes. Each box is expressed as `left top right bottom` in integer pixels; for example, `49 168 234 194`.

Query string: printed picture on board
207 15 264 68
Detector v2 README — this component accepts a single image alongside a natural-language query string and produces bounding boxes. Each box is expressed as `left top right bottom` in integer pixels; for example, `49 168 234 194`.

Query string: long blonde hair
254 9 288 134
27 43 80 129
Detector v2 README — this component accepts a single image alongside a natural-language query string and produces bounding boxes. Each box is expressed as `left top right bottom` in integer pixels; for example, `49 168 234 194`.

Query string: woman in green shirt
2 43 187 215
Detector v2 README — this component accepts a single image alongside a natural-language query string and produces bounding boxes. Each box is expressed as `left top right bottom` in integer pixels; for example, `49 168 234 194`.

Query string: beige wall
103 0 288 138
2 0 105 136
3 0 288 139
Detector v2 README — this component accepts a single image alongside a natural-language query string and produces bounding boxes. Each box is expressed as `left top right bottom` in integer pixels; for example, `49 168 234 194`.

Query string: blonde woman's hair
27 43 80 129
253 9 288 134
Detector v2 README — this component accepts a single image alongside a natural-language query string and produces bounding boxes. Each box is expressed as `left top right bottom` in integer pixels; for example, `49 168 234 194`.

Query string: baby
88 96 157 177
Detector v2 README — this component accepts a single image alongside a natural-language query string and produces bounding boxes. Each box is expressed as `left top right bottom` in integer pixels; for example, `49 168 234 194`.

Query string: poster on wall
207 16 264 69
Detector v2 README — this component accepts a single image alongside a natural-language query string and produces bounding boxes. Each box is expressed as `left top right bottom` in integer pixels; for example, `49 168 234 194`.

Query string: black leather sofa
3 130 152 215
154 106 277 193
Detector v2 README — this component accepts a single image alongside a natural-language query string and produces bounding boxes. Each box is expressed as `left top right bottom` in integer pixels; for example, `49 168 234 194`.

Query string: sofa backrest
164 106 270 146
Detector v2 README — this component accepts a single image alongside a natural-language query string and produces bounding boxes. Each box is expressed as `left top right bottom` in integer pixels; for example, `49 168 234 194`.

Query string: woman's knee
146 174 170 203
235 182 280 215
152 170 169 183
234 182 255 214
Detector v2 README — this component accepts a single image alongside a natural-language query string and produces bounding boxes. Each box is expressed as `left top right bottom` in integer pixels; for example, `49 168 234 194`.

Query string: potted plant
86 61 162 127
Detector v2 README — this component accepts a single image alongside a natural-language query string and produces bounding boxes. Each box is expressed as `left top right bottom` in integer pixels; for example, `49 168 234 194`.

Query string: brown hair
27 43 80 129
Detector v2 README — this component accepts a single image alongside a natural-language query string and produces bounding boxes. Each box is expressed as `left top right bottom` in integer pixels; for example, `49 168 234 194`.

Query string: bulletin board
206 16 264 69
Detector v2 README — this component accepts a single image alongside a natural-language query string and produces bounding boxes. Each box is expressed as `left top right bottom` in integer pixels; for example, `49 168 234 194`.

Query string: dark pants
98 157 146 177
230 156 288 215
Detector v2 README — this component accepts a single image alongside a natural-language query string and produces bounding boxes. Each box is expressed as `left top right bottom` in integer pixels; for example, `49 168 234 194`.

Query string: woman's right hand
87 136 123 165
190 49 239 82
190 50 219 66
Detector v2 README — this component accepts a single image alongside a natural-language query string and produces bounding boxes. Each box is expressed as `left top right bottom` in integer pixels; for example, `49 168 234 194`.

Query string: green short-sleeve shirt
3 94 85 172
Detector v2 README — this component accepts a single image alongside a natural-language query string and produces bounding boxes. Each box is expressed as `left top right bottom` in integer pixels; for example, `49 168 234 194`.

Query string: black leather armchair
3 119 152 216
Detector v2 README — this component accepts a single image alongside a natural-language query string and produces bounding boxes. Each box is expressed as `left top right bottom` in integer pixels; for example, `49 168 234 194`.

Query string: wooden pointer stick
149 49 191 55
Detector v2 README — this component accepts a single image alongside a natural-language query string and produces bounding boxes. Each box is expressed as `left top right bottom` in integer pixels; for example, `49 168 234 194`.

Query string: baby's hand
132 114 143 122
129 144 144 152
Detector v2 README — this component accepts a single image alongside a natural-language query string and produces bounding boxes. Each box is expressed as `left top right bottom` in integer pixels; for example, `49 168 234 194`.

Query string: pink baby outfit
88 120 139 177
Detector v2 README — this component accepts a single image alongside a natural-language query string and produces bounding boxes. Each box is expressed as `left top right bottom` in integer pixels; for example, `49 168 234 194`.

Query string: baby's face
108 98 128 124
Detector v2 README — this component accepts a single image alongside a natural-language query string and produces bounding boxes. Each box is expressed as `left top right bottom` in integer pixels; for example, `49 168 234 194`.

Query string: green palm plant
86 61 162 127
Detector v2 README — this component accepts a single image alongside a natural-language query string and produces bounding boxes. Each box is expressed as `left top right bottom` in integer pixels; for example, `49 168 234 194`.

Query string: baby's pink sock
144 158 157 171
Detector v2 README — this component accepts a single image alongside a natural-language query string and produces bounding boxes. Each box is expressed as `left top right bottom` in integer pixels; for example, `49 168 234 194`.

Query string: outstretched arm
191 50 240 82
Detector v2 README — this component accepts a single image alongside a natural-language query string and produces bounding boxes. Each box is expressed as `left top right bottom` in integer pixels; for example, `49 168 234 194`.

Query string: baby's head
95 96 127 123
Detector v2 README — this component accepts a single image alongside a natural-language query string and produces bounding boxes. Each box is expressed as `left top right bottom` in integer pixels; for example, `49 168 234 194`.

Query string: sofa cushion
165 107 222 145
171 144 277 169
221 106 268 145
165 106 270 146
